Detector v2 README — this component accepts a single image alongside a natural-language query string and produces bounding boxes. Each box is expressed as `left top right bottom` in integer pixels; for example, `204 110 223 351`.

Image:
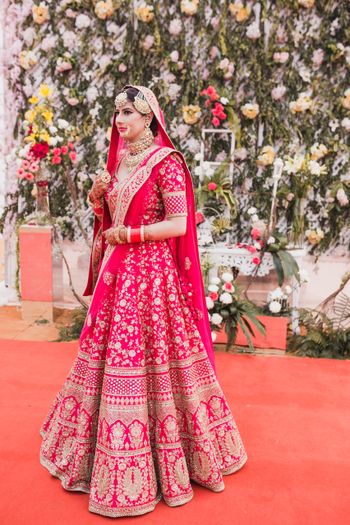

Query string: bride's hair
117 86 158 137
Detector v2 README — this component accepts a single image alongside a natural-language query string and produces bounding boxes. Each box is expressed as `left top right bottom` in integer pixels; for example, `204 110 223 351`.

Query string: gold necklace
124 128 154 173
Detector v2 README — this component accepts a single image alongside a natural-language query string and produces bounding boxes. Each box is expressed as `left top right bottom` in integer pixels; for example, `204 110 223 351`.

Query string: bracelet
127 226 131 243
140 224 145 242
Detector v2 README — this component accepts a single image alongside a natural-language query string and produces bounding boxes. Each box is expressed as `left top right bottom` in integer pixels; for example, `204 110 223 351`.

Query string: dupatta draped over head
83 85 216 374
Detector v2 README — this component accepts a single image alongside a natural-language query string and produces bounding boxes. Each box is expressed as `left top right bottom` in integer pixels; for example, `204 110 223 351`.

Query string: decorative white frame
199 128 235 183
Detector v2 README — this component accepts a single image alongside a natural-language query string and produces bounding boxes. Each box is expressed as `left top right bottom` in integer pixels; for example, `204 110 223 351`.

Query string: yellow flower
182 105 201 125
256 146 276 167
24 134 36 144
341 88 350 110
180 0 199 16
298 0 315 8
19 50 38 70
39 131 51 142
42 110 53 124
228 2 251 22
29 95 39 104
289 93 314 114
310 143 328 161
305 228 324 245
135 4 154 22
32 3 50 25
241 102 259 119
39 83 53 98
95 0 114 20
25 109 37 123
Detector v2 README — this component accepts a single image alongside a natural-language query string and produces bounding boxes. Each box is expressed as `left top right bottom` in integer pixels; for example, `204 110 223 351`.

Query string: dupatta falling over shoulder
82 85 216 374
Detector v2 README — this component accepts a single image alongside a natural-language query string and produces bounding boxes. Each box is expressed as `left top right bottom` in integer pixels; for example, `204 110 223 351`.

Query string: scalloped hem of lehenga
40 441 248 517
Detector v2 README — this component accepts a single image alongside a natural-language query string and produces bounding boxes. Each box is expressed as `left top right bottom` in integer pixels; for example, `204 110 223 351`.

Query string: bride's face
115 100 149 142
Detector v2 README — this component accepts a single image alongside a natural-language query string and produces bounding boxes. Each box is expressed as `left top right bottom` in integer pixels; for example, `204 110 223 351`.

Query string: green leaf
272 252 284 286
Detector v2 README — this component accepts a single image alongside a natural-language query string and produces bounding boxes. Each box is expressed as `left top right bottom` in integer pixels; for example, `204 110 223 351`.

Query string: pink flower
52 156 62 164
247 245 257 253
24 172 34 181
224 282 234 292
273 52 289 64
118 63 127 73
61 145 68 154
252 256 261 265
271 85 287 100
53 147 61 156
195 211 205 224
312 48 324 68
17 168 25 178
211 117 220 127
69 151 77 162
209 291 218 301
208 182 217 191
251 228 261 240
68 142 75 150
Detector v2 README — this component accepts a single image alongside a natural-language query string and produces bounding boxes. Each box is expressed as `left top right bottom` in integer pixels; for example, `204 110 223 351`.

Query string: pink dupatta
82 85 216 374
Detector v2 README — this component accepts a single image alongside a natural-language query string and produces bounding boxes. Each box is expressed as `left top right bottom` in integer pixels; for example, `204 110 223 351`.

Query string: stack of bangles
113 225 147 244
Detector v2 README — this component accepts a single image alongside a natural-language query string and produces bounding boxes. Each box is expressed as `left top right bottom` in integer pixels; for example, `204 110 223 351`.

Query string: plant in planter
15 83 78 223
261 285 292 316
278 148 328 248
205 271 265 351
236 201 301 286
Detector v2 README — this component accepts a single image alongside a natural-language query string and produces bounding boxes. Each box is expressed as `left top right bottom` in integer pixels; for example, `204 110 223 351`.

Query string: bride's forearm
144 217 187 240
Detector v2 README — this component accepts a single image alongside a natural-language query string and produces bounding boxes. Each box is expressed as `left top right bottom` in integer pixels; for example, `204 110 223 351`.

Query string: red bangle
130 227 141 243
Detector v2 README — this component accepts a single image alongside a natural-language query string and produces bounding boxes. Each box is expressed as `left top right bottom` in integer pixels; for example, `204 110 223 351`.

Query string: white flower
57 119 69 129
284 285 292 295
142 35 154 50
267 236 275 244
169 18 182 36
169 50 179 62
247 206 257 215
251 214 259 222
221 272 234 282
206 297 214 309
269 287 284 300
75 14 91 29
273 52 289 64
211 313 223 326
211 331 217 342
49 125 58 134
309 160 327 176
271 85 287 100
220 97 229 105
269 300 282 313
336 188 349 206
341 117 350 132
234 148 248 161
220 292 233 304
23 27 36 46
194 152 202 161
41 35 57 52
86 85 99 103
209 277 221 285
208 284 219 292
246 23 261 40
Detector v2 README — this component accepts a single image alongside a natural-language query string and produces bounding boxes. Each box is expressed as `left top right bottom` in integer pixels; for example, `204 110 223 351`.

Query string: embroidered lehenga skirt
39 152 247 517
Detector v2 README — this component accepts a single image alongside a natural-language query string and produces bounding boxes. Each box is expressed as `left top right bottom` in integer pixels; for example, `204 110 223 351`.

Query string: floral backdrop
1 0 350 254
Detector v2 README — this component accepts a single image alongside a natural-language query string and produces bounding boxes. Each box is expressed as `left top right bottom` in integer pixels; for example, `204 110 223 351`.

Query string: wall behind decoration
1 0 349 257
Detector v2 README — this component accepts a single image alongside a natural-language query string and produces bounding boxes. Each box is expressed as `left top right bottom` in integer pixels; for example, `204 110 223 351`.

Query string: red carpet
0 339 349 525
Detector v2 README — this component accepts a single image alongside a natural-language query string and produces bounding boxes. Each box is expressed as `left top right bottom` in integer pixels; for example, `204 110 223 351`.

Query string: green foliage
57 307 87 341
287 304 350 359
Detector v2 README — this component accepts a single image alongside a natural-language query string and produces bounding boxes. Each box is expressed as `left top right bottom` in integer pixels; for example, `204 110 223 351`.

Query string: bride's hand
103 226 127 245
90 176 109 200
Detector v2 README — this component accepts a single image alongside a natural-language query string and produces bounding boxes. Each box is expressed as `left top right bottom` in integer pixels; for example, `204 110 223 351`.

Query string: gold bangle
127 226 131 243
113 227 121 244
140 224 145 242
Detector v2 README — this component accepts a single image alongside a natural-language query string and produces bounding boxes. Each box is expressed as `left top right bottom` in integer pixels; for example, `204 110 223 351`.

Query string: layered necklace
124 127 154 173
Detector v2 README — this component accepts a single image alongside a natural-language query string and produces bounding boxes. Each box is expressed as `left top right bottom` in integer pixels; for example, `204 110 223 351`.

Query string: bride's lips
118 127 127 132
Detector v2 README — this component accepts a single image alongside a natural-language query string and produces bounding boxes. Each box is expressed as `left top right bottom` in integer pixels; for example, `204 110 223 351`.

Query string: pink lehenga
39 86 247 517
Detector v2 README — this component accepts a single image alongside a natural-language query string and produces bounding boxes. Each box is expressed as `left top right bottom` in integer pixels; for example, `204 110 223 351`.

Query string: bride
39 85 247 518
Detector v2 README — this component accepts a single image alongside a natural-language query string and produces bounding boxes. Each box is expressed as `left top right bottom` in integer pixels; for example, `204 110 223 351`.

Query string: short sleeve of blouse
157 153 188 219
